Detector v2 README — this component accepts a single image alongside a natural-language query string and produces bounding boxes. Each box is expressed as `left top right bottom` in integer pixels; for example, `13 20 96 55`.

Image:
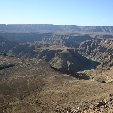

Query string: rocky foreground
56 94 113 113
0 55 113 113
0 31 113 113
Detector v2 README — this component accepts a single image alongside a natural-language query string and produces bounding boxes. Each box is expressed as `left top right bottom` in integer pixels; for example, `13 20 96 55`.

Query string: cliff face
78 39 113 67
0 32 113 73
50 49 99 73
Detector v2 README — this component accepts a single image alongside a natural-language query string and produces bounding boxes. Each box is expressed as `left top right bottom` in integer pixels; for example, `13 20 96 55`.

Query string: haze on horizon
0 0 113 26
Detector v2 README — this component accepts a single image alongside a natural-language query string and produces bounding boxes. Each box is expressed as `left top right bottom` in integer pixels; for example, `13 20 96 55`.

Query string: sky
0 0 113 25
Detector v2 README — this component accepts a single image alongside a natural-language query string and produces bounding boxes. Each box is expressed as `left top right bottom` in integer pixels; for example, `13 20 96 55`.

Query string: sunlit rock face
50 49 100 74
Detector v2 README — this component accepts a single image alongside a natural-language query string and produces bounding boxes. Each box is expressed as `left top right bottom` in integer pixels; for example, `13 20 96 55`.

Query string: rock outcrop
78 38 113 68
50 49 99 74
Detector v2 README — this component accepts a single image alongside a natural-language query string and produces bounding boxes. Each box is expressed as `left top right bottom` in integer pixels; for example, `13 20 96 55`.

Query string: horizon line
0 24 113 26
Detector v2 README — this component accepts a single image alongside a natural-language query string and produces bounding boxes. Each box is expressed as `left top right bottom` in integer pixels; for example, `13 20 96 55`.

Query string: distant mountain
0 24 113 33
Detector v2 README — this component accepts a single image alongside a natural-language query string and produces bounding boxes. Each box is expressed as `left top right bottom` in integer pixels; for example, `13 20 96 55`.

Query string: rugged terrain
0 25 113 113
78 38 113 68
0 55 113 113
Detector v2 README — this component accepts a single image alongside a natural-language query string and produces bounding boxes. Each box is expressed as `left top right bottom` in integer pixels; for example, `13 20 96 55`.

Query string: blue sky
0 0 113 25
